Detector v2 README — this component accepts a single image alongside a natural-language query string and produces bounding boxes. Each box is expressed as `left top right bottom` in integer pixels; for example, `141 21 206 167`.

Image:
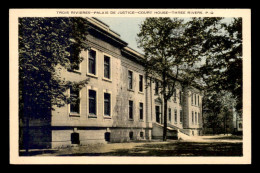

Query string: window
70 87 80 114
104 132 110 142
174 109 177 123
179 91 182 104
104 55 110 79
104 93 111 116
89 90 96 115
191 93 193 105
129 100 133 119
155 81 159 95
174 89 177 102
71 132 80 144
139 102 143 120
70 57 80 71
88 49 96 75
194 94 196 105
128 71 133 90
192 111 194 124
198 95 199 106
156 106 160 123
129 131 134 140
180 110 183 123
239 123 242 128
168 108 171 122
140 132 144 138
139 75 143 92
198 113 200 125
195 112 197 124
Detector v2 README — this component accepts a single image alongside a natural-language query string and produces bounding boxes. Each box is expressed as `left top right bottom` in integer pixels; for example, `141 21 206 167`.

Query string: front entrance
156 106 160 123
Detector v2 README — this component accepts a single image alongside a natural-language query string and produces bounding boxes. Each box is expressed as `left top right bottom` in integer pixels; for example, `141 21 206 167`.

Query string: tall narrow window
156 106 160 123
174 109 177 123
104 93 111 116
155 81 159 95
180 110 183 123
191 93 193 105
128 71 133 90
198 113 200 125
192 111 194 124
174 89 177 102
198 95 200 106
88 49 96 75
129 100 133 119
168 108 171 122
195 112 197 124
179 91 182 104
70 87 80 114
104 55 110 79
89 90 96 115
194 94 196 105
139 75 143 92
139 102 143 120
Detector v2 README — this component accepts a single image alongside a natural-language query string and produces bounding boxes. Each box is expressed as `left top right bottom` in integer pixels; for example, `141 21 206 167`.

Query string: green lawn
20 138 242 157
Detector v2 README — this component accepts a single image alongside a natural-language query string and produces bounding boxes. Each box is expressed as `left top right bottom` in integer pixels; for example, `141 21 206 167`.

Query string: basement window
140 132 144 138
104 132 111 142
129 131 134 140
71 132 80 144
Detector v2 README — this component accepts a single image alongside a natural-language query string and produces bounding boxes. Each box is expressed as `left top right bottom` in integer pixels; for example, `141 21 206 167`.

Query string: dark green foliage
198 18 242 112
19 17 90 119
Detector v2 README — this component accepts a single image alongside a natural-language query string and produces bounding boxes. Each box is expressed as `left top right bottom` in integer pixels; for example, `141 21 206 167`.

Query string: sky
97 17 234 54
98 17 146 53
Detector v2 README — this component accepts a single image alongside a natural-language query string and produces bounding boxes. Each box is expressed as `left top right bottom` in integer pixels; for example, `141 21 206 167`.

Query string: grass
20 137 243 157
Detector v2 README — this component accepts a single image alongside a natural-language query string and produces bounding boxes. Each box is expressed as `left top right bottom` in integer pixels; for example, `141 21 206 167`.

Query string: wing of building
20 17 203 149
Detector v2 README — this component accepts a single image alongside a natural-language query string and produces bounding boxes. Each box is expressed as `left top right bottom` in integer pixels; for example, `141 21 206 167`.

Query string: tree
19 17 90 152
199 18 242 112
137 17 240 140
183 17 242 134
202 90 236 134
137 17 203 141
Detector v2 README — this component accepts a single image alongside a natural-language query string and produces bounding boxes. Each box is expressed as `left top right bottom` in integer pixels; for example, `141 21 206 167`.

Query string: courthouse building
20 18 203 149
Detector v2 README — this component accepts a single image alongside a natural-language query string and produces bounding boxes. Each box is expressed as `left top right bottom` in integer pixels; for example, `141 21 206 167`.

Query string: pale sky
97 17 234 54
98 17 146 53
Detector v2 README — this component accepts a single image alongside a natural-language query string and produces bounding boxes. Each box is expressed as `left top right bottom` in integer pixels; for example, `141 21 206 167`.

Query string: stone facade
20 18 203 149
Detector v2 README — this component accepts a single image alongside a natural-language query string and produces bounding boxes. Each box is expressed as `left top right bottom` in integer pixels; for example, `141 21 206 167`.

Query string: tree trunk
25 115 30 155
163 96 168 141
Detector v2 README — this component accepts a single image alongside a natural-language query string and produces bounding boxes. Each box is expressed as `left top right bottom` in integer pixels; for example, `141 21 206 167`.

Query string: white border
9 8 251 165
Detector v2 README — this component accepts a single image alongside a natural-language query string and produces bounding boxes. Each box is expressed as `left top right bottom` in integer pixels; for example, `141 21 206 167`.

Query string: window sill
127 89 134 92
69 113 80 117
67 69 81 75
139 120 144 122
88 114 97 118
103 115 112 119
102 77 112 83
129 119 134 121
86 73 98 79
138 91 144 95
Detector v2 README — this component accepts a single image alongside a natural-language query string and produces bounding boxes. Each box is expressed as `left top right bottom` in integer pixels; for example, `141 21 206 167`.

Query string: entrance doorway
156 106 160 123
